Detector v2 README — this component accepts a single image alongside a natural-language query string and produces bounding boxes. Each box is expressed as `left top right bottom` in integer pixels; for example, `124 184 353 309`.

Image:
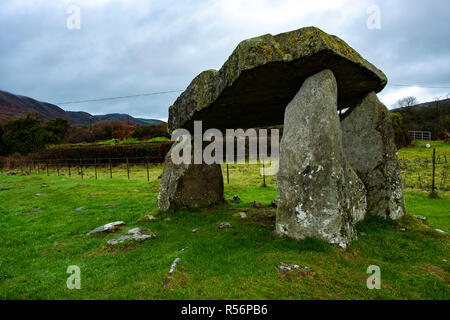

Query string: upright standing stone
157 144 224 211
341 92 405 219
276 69 367 248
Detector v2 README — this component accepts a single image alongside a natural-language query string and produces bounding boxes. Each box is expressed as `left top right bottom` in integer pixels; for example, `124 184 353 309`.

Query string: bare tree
393 96 419 109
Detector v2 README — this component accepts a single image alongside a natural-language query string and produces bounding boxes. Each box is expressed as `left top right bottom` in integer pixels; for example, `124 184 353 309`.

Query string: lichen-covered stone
86 221 125 236
157 144 224 211
276 70 367 248
341 92 405 220
168 26 387 133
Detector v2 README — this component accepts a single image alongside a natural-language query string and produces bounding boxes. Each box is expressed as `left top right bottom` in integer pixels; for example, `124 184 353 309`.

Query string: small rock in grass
163 258 181 287
179 247 188 253
86 221 125 236
41 184 48 188
270 198 278 208
400 228 407 232
413 215 427 221
218 222 232 229
239 212 247 219
164 217 172 221
74 207 84 212
277 262 314 274
192 229 199 233
141 215 157 221
232 195 241 203
251 200 262 208
360 232 367 236
106 228 156 246
35 193 48 197
435 229 448 235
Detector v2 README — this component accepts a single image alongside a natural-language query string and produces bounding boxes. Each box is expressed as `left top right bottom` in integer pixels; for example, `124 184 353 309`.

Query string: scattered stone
106 228 156 246
239 212 247 219
251 200 262 208
86 221 125 236
74 207 84 212
105 204 116 208
414 215 427 221
400 228 407 232
277 262 314 274
40 184 48 188
179 247 188 253
164 217 172 221
435 229 448 235
270 198 278 208
35 193 48 197
341 91 405 220
25 208 41 215
163 258 181 287
141 215 157 221
232 195 241 203
192 229 199 233
276 70 367 249
157 144 224 211
360 232 367 236
218 222 232 229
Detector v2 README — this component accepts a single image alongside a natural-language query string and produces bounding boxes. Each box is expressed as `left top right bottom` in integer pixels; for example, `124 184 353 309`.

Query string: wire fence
1 154 448 191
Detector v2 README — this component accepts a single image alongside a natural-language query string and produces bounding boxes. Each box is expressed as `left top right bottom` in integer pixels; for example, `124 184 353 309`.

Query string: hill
390 98 450 141
0 90 163 126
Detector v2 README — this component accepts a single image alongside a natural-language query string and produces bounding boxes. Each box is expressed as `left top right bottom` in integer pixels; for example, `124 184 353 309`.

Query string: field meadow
0 142 448 299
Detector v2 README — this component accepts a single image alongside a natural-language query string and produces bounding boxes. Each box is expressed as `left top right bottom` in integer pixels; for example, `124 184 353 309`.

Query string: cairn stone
341 92 405 220
157 144 224 211
276 70 367 248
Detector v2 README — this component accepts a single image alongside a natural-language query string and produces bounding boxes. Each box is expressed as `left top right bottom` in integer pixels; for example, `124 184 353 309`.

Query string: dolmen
157 26 405 248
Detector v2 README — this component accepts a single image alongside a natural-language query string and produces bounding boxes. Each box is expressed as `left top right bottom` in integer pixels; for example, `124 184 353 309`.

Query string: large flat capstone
168 26 387 133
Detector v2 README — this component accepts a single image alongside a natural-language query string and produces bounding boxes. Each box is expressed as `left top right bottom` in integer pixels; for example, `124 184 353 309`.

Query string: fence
1 153 448 191
408 131 432 141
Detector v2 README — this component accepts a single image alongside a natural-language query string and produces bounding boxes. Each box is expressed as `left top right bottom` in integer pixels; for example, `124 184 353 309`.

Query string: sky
0 0 449 121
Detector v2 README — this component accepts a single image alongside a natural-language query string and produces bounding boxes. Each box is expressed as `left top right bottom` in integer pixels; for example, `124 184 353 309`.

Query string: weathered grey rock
341 92 405 220
276 262 314 274
239 212 247 219
414 215 427 221
168 26 387 133
192 229 199 233
251 200 263 208
86 221 125 236
106 228 156 246
157 144 224 211
217 222 232 229
232 195 241 203
276 70 367 248
435 229 448 235
163 258 181 287
35 193 48 197
140 214 157 221
271 198 279 208
74 207 84 212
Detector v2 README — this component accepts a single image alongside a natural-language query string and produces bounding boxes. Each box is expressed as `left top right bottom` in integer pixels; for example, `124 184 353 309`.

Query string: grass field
0 143 449 299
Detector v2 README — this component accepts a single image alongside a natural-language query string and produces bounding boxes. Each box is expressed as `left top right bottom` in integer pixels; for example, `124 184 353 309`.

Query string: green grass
0 158 449 299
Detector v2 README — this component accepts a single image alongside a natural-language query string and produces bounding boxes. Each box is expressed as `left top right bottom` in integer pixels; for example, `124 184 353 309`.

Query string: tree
44 118 70 143
132 123 169 140
390 112 410 148
393 96 418 109
0 125 11 155
2 115 50 155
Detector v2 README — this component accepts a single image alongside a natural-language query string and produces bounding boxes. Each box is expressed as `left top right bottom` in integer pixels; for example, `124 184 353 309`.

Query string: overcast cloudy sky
0 0 449 121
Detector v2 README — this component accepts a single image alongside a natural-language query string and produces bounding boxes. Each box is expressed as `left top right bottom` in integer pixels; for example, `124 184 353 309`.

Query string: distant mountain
390 98 450 113
0 90 164 126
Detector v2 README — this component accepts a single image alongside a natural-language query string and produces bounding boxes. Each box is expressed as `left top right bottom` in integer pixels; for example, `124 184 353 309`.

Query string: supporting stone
157 144 224 211
276 69 367 248
341 92 405 219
